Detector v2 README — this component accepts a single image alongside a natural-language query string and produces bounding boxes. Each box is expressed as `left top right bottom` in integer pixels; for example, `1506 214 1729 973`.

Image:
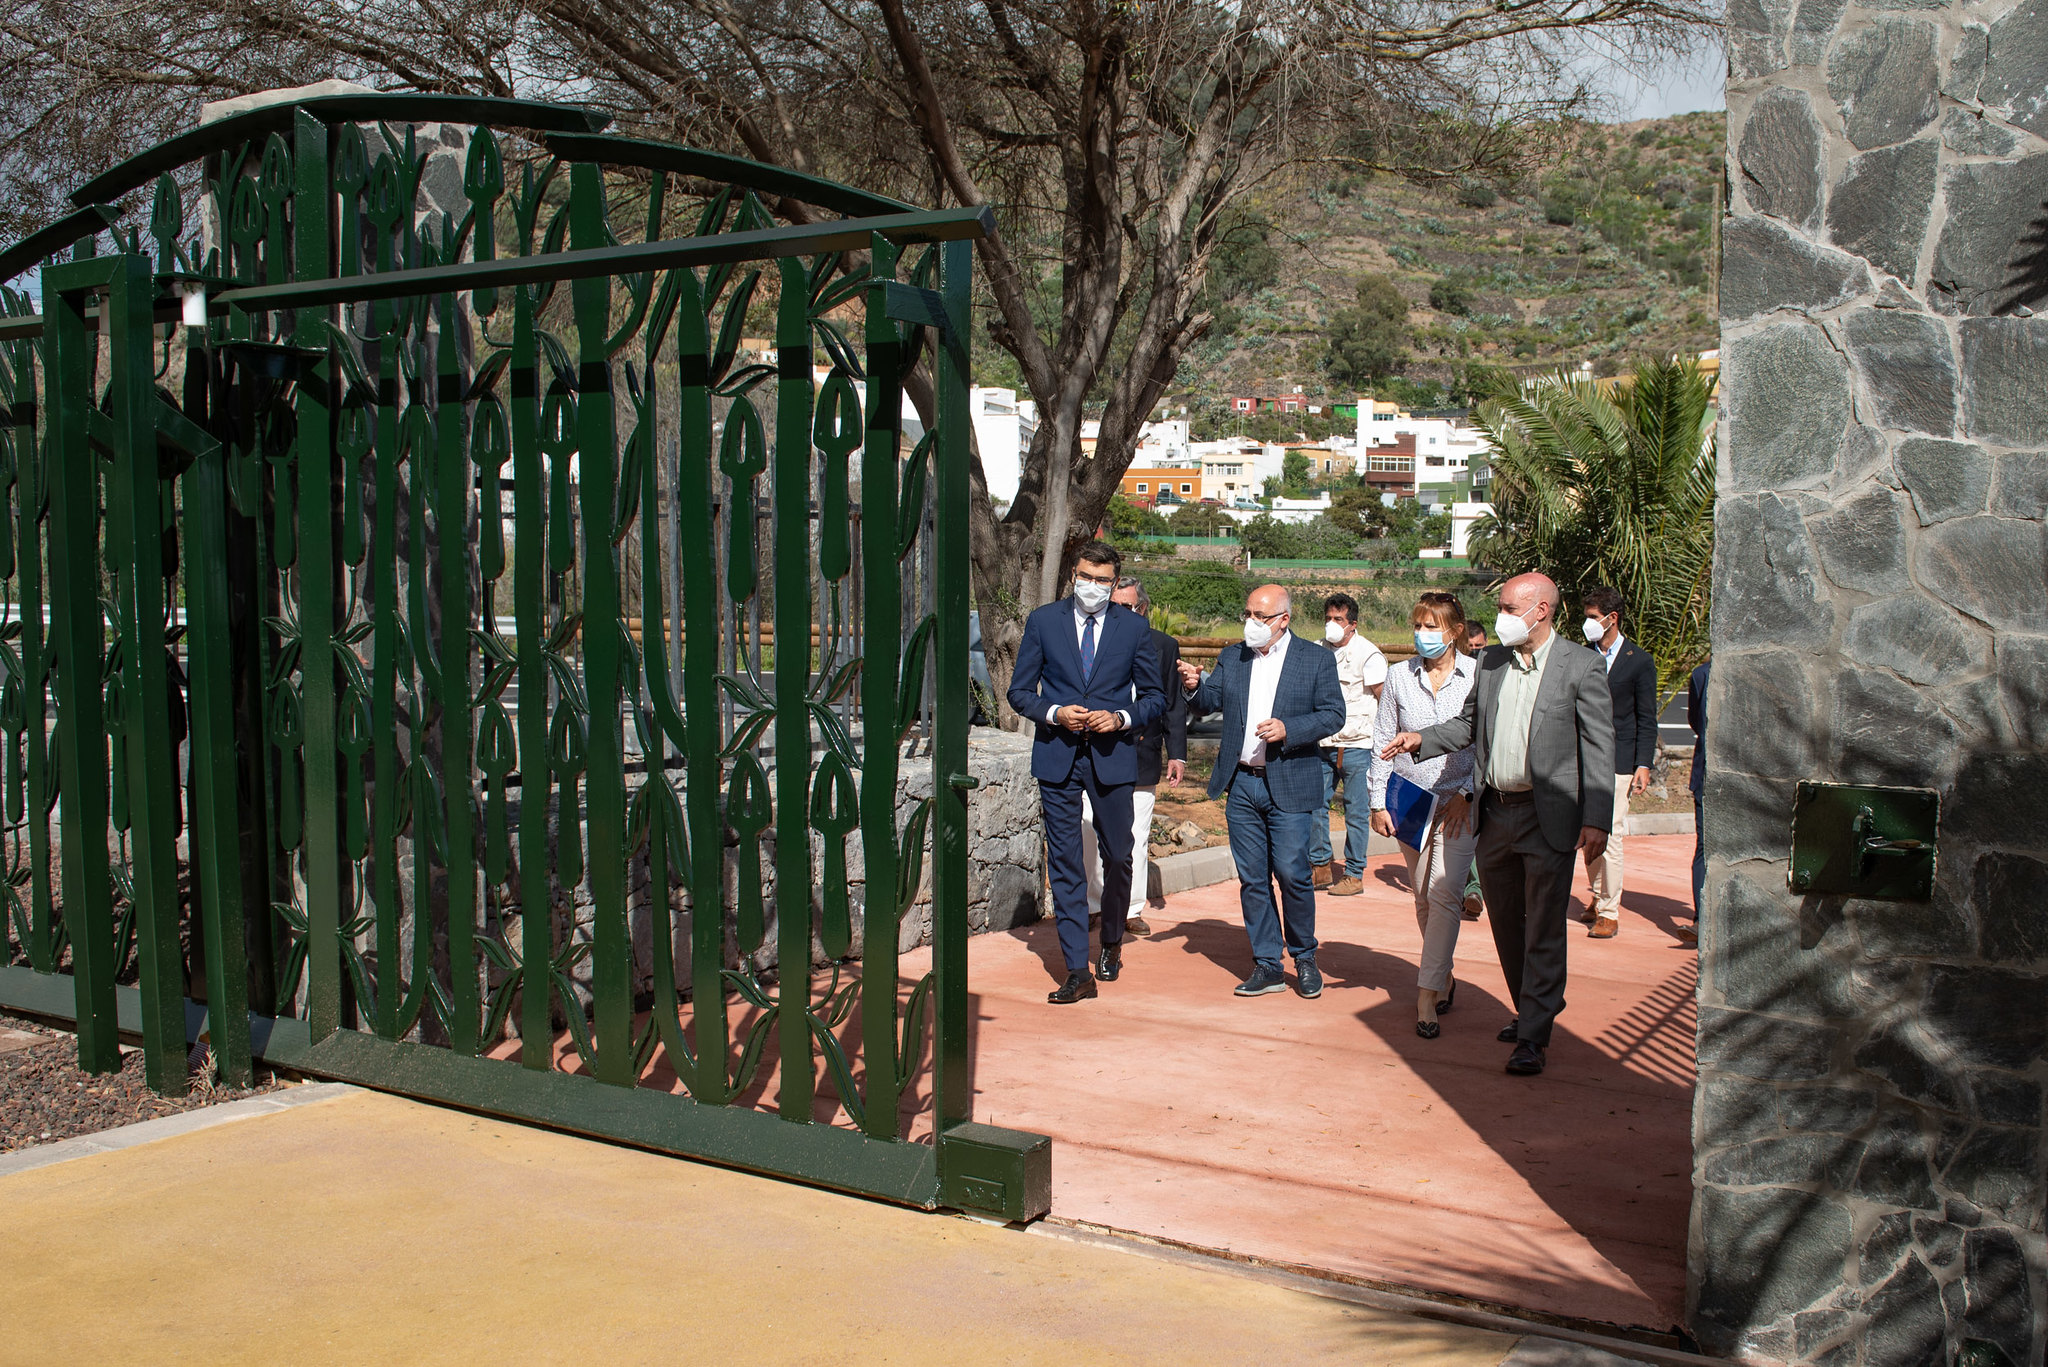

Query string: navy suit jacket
1185 635 1346 812
1006 598 1166 784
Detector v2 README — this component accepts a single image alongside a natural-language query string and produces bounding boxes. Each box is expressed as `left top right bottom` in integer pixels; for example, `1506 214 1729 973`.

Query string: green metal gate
0 92 1047 1220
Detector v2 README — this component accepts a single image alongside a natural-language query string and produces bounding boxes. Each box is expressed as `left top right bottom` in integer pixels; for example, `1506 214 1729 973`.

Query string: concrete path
0 1085 1670 1366
943 834 1701 1333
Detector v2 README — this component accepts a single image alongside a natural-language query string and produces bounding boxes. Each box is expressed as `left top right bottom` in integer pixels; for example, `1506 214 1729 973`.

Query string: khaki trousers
1585 774 1630 919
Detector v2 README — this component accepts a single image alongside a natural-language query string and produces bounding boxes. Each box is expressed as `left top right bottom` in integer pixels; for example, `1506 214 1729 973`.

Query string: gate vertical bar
435 275 477 1054
107 252 187 1094
774 258 815 1123
294 108 340 1053
41 259 119 1073
512 271 553 1069
676 272 728 1103
9 326 54 973
931 239 973 1130
568 163 631 1085
858 237 903 1138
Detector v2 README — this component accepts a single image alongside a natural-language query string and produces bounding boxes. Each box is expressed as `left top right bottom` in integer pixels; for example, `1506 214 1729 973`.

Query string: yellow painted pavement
0 1088 1520 1366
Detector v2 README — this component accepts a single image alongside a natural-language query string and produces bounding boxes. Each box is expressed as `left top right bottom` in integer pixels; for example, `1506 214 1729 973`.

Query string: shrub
1454 178 1498 208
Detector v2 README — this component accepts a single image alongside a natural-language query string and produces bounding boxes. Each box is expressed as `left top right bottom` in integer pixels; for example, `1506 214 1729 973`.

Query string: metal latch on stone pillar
1788 781 1939 901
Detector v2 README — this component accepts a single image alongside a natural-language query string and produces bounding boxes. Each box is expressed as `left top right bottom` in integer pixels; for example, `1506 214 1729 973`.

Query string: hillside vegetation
1174 111 1725 417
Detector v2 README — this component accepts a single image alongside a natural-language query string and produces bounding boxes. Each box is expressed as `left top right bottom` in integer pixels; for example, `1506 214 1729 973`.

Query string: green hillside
1177 111 1725 416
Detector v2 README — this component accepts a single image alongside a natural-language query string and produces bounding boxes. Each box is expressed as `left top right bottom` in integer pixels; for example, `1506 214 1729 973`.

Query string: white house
969 386 1037 507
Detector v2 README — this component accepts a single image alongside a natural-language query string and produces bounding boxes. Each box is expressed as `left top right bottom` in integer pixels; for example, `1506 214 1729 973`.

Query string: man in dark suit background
1082 576 1186 937
1579 585 1658 940
1382 571 1615 1076
1007 541 1167 1004
1682 658 1710 947
1174 584 1346 1000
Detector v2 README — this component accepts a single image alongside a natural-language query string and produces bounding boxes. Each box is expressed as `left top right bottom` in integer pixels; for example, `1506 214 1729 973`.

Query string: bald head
1498 572 1559 651
1247 583 1292 618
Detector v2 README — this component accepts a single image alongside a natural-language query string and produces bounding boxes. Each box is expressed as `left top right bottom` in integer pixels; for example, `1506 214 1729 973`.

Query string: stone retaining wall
1707 4 2047 1360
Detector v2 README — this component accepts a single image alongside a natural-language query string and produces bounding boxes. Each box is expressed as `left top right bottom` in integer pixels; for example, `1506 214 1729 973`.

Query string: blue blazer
1006 598 1166 784
1186 636 1346 812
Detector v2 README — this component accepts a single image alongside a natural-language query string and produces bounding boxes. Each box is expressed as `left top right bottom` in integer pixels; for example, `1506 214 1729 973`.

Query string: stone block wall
1707 3 2047 1361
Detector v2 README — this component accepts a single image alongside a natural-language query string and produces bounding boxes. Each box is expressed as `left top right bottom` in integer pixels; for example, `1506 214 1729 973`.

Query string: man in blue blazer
1174 584 1347 998
1006 541 1167 1003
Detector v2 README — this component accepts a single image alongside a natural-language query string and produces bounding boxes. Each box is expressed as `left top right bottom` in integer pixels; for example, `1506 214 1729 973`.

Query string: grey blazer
1417 638 1617 853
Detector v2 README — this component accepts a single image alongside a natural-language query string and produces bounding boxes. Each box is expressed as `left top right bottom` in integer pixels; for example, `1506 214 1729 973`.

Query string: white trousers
1586 774 1630 919
1400 814 1478 995
1083 785 1157 917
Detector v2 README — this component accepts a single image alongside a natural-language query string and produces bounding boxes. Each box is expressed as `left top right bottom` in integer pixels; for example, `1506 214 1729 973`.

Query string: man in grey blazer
1382 572 1616 1076
1175 585 1347 999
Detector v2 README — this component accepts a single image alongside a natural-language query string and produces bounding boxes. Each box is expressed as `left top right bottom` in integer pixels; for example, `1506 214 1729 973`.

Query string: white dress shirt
1238 629 1292 767
1599 631 1624 673
1043 600 1131 729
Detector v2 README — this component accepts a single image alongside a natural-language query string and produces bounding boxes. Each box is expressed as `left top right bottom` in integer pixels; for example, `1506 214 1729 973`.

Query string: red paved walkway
955 833 1700 1334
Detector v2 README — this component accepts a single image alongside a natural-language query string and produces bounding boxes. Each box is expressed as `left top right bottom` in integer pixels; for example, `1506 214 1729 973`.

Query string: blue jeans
1227 768 1318 969
1691 790 1704 919
1308 746 1373 877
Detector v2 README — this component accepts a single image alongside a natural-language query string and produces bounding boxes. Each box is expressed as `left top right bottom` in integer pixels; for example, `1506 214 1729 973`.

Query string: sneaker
1125 915 1153 937
1327 875 1364 897
1234 963 1289 997
1294 958 1324 998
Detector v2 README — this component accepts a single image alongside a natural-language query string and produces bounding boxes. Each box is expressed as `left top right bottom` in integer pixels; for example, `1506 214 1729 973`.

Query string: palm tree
1465 358 1717 701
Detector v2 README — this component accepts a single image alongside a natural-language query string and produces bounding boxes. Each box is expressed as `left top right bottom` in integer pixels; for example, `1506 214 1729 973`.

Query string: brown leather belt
1486 787 1535 807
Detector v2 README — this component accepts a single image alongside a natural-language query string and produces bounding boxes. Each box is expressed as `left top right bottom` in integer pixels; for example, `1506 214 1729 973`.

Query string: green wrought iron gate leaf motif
0 93 1042 1215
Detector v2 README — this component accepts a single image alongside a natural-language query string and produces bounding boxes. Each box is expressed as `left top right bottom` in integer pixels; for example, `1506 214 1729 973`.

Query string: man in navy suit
1006 541 1167 1004
1175 584 1347 999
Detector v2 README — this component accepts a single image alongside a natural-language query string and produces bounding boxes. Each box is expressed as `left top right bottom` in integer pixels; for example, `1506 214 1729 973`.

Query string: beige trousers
1083 785 1158 917
1400 813 1477 995
1586 774 1631 919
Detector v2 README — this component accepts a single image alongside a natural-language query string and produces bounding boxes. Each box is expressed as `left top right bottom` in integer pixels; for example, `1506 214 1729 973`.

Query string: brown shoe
1674 922 1698 946
1125 916 1152 937
1574 907 1597 925
1312 862 1334 889
1327 875 1364 896
1461 893 1483 921
1588 916 1618 939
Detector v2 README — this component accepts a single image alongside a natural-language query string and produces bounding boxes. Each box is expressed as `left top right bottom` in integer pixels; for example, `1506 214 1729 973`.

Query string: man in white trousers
1083 578 1187 936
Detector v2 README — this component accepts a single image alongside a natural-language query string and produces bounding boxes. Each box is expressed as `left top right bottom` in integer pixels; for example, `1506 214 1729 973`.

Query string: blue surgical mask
1413 629 1449 659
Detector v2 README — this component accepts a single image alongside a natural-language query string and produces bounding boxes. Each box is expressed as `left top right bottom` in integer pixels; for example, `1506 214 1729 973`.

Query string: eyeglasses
1074 567 1118 586
1241 608 1288 623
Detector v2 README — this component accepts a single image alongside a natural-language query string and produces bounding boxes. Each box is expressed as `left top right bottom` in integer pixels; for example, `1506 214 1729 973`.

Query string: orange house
1121 466 1203 504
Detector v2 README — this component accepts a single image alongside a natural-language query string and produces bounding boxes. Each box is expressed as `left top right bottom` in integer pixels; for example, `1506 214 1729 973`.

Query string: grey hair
1116 574 1150 615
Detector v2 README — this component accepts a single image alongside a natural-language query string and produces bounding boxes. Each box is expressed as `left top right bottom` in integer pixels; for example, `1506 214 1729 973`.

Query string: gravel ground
0 1011 283 1153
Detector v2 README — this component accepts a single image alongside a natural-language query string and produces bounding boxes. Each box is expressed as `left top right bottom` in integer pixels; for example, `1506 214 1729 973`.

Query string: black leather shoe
1096 943 1122 982
1436 980 1457 1015
1234 964 1288 997
1047 970 1098 1004
1506 1042 1547 1075
1415 1019 1441 1039
1498 1019 1520 1043
1294 957 1323 998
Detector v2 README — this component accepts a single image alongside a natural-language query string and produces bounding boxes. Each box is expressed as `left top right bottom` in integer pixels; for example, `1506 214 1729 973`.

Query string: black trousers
1474 793 1577 1049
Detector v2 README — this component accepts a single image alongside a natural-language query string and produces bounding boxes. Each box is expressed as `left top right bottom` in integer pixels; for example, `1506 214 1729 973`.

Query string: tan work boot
1312 861 1334 889
1328 874 1364 896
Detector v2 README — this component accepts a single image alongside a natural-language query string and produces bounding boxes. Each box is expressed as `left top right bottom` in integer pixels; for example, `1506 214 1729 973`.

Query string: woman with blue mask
1368 592 1480 1039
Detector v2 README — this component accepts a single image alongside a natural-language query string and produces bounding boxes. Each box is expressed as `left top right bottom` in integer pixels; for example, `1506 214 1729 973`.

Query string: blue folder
1384 770 1438 850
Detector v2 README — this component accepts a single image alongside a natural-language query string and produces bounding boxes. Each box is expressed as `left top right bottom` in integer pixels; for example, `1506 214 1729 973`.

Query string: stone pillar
1705 3 2047 1361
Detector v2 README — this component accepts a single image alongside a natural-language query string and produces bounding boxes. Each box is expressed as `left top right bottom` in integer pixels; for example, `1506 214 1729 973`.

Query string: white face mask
1323 619 1348 645
1582 616 1607 645
1243 616 1276 650
1494 608 1533 648
1074 579 1112 612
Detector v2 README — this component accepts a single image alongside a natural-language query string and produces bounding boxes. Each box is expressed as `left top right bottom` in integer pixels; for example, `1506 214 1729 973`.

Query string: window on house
1180 483 1192 494
1135 483 1147 493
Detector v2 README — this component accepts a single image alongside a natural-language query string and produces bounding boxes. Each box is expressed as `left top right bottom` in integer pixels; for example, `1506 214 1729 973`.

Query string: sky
1590 41 1728 121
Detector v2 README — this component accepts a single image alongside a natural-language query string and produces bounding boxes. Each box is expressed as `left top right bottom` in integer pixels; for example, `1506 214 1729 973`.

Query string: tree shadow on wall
1997 204 2048 316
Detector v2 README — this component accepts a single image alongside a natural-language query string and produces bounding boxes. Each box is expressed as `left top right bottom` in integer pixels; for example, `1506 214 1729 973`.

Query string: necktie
1080 614 1097 683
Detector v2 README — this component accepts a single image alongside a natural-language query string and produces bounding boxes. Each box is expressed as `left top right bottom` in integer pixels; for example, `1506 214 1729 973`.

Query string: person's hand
1369 810 1396 838
1577 825 1608 861
1255 717 1287 745
1056 704 1090 731
1331 748 1344 772
1441 792 1472 837
1165 759 1186 787
1381 731 1421 759
1177 659 1202 691
1630 766 1653 797
1084 709 1121 733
